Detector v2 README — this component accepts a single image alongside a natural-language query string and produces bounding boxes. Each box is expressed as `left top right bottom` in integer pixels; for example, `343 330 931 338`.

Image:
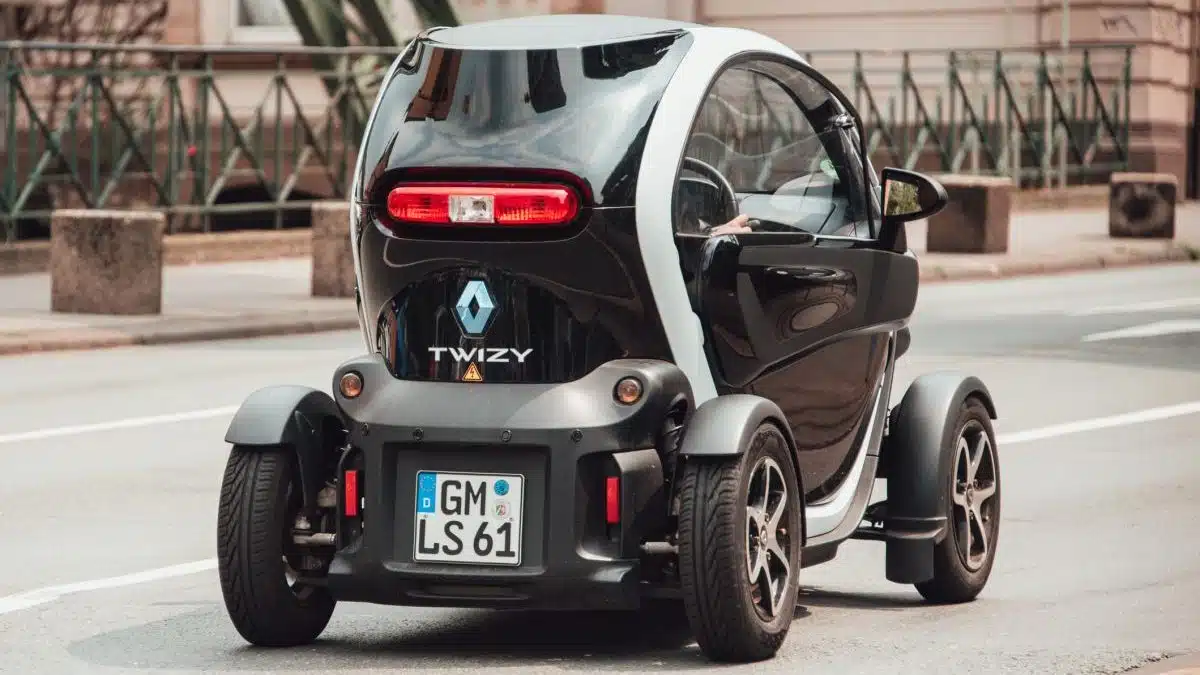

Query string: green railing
801 46 1133 189
0 40 1133 242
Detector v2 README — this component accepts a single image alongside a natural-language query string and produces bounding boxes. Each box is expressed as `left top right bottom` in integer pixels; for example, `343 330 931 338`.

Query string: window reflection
405 48 463 122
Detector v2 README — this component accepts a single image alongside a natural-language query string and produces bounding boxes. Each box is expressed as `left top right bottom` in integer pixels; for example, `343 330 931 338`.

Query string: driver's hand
708 214 753 236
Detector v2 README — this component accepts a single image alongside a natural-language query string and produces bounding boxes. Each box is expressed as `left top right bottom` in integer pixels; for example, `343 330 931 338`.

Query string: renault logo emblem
454 279 496 337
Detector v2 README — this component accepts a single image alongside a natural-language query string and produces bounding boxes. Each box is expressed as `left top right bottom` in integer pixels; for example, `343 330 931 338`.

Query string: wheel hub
951 423 998 572
744 456 792 621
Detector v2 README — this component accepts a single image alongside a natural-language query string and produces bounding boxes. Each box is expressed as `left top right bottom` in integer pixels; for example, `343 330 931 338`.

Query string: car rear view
325 20 697 608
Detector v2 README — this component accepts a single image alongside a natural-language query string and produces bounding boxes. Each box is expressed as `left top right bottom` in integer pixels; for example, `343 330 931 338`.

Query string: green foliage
885 182 921 216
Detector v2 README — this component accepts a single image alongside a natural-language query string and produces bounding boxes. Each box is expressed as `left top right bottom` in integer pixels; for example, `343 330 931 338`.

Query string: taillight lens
344 469 359 517
605 476 620 525
386 183 579 226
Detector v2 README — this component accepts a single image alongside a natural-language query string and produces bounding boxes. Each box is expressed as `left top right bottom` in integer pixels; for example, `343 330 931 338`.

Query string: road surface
0 263 1198 674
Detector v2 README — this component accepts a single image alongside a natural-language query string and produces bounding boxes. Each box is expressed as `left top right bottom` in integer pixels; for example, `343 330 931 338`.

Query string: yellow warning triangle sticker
462 362 483 382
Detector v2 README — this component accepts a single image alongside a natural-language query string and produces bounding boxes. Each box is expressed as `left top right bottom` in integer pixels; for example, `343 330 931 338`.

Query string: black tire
217 446 336 646
915 396 1001 603
676 423 803 663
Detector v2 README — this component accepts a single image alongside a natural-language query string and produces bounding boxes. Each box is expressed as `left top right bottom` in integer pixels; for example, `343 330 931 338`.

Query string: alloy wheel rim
951 422 998 572
745 456 792 620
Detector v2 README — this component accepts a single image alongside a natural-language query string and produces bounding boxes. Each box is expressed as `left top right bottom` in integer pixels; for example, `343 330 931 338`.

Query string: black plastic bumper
324 355 692 610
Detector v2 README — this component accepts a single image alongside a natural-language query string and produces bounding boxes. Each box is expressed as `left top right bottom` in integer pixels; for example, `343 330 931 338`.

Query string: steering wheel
682 156 738 222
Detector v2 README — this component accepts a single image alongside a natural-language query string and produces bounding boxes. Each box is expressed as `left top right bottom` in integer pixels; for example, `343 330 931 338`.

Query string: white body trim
633 25 808 406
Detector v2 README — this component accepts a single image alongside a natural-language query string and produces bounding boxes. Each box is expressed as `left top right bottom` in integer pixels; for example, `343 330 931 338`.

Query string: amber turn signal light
339 371 364 399
614 377 643 405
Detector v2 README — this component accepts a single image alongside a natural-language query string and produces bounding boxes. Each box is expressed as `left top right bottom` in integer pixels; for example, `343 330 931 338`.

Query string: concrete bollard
1108 172 1176 239
311 201 355 298
50 209 165 315
925 175 1013 254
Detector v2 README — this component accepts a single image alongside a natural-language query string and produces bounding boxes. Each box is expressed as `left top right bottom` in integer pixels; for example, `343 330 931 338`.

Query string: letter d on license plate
413 471 524 566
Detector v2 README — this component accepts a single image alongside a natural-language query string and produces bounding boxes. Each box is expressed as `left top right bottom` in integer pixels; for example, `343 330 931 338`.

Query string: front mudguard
879 371 997 584
224 385 347 512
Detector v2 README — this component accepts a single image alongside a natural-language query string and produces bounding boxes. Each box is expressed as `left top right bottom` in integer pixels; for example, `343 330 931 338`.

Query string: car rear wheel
915 397 1001 603
217 446 336 646
676 423 802 662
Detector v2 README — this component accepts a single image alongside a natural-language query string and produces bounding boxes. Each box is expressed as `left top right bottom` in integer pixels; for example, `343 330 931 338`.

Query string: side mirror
880 167 947 224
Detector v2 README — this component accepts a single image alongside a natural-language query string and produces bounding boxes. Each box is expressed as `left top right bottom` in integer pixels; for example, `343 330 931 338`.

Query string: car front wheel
915 397 1001 603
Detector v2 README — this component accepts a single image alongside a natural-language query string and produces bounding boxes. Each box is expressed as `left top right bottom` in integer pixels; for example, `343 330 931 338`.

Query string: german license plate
413 471 524 566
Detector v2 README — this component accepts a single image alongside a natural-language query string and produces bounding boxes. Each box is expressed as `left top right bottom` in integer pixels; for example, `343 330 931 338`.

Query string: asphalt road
1 263 1198 675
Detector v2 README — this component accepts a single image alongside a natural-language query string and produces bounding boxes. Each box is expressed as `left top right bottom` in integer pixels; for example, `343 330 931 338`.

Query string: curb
1 249 1196 358
919 245 1197 282
0 314 359 357
0 229 311 277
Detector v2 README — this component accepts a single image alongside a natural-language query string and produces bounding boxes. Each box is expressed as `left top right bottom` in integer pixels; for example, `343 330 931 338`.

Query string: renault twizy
217 14 1002 663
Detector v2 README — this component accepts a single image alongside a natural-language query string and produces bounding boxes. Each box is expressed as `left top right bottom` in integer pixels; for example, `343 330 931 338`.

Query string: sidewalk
0 206 1197 356
908 204 1199 280
0 260 359 356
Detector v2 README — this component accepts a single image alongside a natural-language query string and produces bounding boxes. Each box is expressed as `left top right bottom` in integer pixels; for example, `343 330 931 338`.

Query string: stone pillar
1108 172 1176 239
50 209 165 314
311 201 355 298
925 175 1013 254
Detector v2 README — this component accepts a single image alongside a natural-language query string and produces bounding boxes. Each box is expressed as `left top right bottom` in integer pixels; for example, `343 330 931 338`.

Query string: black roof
425 14 695 50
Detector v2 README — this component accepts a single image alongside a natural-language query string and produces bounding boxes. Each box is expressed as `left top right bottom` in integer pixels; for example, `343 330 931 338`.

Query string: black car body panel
326 355 691 609
675 232 917 501
351 31 695 384
368 208 673 384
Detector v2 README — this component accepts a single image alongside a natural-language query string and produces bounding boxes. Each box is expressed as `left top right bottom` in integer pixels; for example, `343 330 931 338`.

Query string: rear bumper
324 355 692 610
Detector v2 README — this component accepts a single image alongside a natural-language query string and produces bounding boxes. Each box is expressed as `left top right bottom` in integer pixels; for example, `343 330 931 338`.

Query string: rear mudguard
677 394 798 459
224 385 347 512
880 371 997 584
676 394 804 536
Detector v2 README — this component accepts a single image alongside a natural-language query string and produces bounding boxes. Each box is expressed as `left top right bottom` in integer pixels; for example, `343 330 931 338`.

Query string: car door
672 56 919 503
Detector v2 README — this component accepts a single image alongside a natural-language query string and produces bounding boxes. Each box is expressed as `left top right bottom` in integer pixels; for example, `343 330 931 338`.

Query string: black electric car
217 14 1002 663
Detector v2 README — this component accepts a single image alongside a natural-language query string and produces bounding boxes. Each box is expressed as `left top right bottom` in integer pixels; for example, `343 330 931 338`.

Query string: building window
230 0 300 43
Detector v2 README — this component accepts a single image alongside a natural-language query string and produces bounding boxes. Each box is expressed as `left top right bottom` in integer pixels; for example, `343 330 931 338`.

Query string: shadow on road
798 587 923 611
62 589 936 672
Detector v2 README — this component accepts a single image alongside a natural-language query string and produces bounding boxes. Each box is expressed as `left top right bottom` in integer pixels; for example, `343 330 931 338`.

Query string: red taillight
386 183 579 226
344 469 359 517
605 476 620 525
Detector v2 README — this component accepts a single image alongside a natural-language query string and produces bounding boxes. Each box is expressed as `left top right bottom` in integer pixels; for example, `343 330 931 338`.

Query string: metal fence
0 40 1133 241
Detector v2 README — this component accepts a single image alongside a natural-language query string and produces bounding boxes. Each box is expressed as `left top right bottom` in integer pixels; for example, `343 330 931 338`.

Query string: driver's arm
706 213 753 236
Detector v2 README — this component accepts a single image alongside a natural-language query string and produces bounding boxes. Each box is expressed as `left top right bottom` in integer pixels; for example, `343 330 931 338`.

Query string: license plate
413 471 524 566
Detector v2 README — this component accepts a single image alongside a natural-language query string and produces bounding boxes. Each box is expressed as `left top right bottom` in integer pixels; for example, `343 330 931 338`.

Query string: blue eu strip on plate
416 471 437 513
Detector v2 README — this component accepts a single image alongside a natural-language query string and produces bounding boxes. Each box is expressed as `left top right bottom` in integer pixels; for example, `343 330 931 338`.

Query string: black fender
224 385 347 512
677 394 804 530
880 371 997 584
677 394 797 459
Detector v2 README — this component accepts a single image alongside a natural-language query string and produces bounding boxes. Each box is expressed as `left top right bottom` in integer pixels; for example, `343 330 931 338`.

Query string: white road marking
1081 319 1200 343
0 406 239 446
997 400 1200 445
0 399 1198 616
0 559 217 615
1070 296 1200 316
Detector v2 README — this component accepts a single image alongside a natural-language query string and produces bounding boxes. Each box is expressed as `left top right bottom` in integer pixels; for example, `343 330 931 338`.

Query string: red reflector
386 183 579 226
605 476 620 525
344 470 359 517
